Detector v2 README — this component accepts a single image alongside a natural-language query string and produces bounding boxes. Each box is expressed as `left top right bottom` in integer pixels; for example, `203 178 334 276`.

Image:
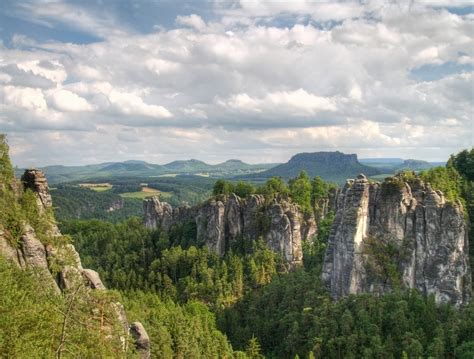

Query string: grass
119 187 172 199
79 183 113 192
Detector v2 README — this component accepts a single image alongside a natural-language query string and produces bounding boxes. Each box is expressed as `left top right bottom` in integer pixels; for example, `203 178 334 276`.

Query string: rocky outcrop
0 169 150 354
22 169 53 213
144 193 316 266
322 173 471 306
82 268 107 290
130 322 151 359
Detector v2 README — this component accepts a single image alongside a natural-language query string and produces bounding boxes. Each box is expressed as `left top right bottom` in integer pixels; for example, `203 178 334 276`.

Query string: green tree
246 336 264 359
419 166 461 202
262 177 288 198
234 181 257 198
213 179 235 196
289 171 312 213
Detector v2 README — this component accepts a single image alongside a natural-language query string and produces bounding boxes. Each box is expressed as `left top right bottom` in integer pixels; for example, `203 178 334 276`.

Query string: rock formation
130 322 151 359
0 169 150 357
144 193 316 266
322 173 471 306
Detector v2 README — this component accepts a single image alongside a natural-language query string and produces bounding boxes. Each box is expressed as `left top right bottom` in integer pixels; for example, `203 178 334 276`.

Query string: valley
2 134 473 358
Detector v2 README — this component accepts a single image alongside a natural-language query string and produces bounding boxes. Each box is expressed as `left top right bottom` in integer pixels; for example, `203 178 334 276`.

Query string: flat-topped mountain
241 151 380 183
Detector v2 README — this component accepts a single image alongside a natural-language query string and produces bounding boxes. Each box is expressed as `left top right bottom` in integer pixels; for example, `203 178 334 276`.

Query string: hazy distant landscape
18 151 445 222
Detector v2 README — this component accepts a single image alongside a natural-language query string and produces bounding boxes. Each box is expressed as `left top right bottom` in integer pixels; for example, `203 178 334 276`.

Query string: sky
0 0 473 167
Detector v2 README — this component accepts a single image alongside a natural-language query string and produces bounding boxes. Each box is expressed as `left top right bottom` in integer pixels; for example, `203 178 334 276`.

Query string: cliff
144 193 317 266
322 173 471 306
0 169 150 358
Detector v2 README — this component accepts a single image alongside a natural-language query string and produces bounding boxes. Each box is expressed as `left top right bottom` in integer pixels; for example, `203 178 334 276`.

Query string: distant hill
99 162 161 173
395 159 444 171
163 159 211 172
360 158 445 173
360 158 404 165
16 159 279 184
240 151 380 183
216 159 253 170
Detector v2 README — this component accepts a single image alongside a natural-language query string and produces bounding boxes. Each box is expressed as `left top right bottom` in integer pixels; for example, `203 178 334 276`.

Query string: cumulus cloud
0 1 472 165
176 14 207 31
218 89 337 115
3 86 48 111
48 89 93 112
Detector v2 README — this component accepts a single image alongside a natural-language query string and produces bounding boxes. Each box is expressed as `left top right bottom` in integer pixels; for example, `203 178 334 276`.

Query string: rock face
322 173 471 306
22 169 53 213
130 322 151 359
144 193 316 266
0 169 150 354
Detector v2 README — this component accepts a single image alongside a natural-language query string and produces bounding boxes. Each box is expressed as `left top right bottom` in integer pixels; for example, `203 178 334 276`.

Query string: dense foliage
61 218 281 309
419 166 462 202
220 274 474 358
123 291 236 358
0 257 132 358
51 185 143 222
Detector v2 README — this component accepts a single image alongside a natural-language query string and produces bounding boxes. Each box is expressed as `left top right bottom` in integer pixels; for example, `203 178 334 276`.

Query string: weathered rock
196 199 226 255
82 269 106 290
144 197 174 230
20 224 61 293
130 322 151 359
144 193 315 266
21 169 53 212
322 173 471 306
225 193 243 245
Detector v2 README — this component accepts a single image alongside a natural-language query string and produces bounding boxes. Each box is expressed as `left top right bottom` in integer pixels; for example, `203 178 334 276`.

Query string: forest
56 149 474 358
1 131 473 358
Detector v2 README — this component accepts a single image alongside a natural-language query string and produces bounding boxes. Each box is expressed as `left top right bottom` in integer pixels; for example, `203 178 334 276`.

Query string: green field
119 187 172 199
79 183 113 192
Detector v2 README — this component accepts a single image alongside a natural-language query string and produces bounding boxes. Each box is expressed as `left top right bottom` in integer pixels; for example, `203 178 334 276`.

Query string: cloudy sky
0 0 472 167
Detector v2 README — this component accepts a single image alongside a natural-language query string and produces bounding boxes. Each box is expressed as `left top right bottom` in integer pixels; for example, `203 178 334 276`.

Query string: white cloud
17 60 67 84
48 89 93 112
108 89 173 119
217 1 366 22
176 14 207 31
219 89 337 115
3 86 48 111
0 2 472 165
